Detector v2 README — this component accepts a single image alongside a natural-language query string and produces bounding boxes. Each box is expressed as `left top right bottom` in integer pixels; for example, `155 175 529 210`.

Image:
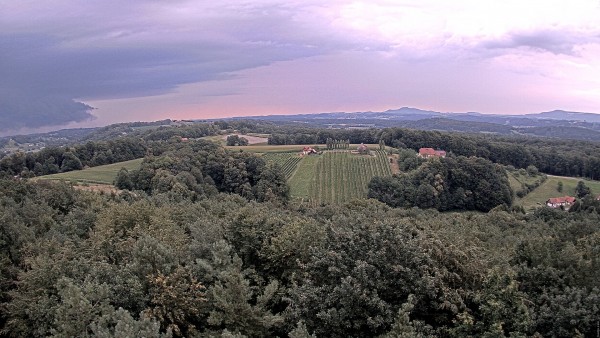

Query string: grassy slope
289 155 321 199
289 150 392 204
507 174 522 193
37 158 143 185
517 175 600 210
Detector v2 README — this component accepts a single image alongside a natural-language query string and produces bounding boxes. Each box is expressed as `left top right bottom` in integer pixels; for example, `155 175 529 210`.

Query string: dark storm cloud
0 1 375 131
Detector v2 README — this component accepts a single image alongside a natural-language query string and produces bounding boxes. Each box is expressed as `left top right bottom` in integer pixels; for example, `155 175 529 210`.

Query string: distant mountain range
235 107 600 123
227 107 600 141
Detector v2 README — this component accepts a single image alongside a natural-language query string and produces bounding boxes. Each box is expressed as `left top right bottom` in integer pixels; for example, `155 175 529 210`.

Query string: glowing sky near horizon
2 0 600 129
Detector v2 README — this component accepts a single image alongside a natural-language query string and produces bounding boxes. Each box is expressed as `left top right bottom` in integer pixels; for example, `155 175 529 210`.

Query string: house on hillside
301 146 318 155
546 196 576 209
357 143 369 154
418 148 446 158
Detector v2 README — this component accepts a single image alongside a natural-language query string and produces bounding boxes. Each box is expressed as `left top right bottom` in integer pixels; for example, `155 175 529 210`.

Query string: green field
37 158 143 185
261 153 303 179
288 150 392 205
507 171 545 192
288 156 321 199
516 175 600 210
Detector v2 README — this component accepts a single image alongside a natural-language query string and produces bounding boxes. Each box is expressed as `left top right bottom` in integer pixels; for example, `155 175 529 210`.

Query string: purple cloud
481 29 599 55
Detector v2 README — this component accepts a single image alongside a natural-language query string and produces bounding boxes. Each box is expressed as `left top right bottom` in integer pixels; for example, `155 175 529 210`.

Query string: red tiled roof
419 148 436 155
419 148 445 157
547 196 576 204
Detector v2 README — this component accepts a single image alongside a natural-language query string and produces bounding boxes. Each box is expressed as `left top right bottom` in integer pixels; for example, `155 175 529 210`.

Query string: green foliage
59 152 83 172
397 148 423 172
123 141 289 204
369 155 513 211
143 267 206 336
261 153 302 179
91 308 172 338
227 135 249 146
114 167 133 190
575 180 591 198
0 171 599 337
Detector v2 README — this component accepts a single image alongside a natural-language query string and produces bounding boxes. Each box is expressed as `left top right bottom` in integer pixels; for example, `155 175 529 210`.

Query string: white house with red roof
418 148 446 158
301 146 318 155
546 196 576 209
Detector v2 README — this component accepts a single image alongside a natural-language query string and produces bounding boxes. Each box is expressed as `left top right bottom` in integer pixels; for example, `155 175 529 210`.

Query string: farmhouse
301 146 318 155
357 143 369 154
546 196 576 209
418 148 446 158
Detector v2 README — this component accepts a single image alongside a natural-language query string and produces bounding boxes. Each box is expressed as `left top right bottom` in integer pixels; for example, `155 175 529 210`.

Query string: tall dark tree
575 180 591 198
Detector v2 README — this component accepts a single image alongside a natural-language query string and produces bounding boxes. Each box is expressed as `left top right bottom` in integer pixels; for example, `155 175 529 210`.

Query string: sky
2 0 600 133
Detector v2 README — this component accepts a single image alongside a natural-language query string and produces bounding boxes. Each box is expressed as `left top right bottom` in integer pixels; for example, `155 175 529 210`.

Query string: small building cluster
418 148 446 158
301 146 318 155
357 143 369 155
546 196 576 209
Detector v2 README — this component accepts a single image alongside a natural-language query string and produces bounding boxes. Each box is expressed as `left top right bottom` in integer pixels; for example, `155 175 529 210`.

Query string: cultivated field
285 150 392 205
261 153 303 179
288 156 320 199
37 158 143 185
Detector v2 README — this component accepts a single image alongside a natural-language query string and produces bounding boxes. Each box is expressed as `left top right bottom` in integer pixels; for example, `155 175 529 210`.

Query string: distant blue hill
223 107 600 141
525 110 600 123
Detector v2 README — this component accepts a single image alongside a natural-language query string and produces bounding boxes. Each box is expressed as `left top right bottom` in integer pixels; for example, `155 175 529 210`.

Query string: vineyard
308 150 392 204
261 152 303 179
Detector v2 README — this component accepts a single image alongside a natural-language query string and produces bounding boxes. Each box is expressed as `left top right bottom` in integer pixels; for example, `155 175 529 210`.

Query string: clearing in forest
36 158 143 185
516 175 600 210
285 150 392 205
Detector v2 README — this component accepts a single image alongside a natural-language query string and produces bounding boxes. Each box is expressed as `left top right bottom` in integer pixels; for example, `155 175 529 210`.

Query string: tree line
0 123 223 178
261 124 600 179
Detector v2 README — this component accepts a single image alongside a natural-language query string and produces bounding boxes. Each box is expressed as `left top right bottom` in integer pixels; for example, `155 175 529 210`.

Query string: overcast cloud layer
1 0 600 131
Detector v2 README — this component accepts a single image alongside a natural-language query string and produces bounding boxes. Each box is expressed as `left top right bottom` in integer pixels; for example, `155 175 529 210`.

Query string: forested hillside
1 121 599 337
368 154 513 211
1 176 599 337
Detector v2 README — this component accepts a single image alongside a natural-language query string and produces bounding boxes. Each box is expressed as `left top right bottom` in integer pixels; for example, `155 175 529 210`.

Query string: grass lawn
37 158 143 185
288 155 321 199
508 174 523 193
517 175 600 210
203 133 270 146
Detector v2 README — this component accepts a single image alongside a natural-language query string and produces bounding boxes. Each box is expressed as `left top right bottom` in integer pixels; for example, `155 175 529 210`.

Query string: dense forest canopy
0 177 599 337
368 155 513 211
